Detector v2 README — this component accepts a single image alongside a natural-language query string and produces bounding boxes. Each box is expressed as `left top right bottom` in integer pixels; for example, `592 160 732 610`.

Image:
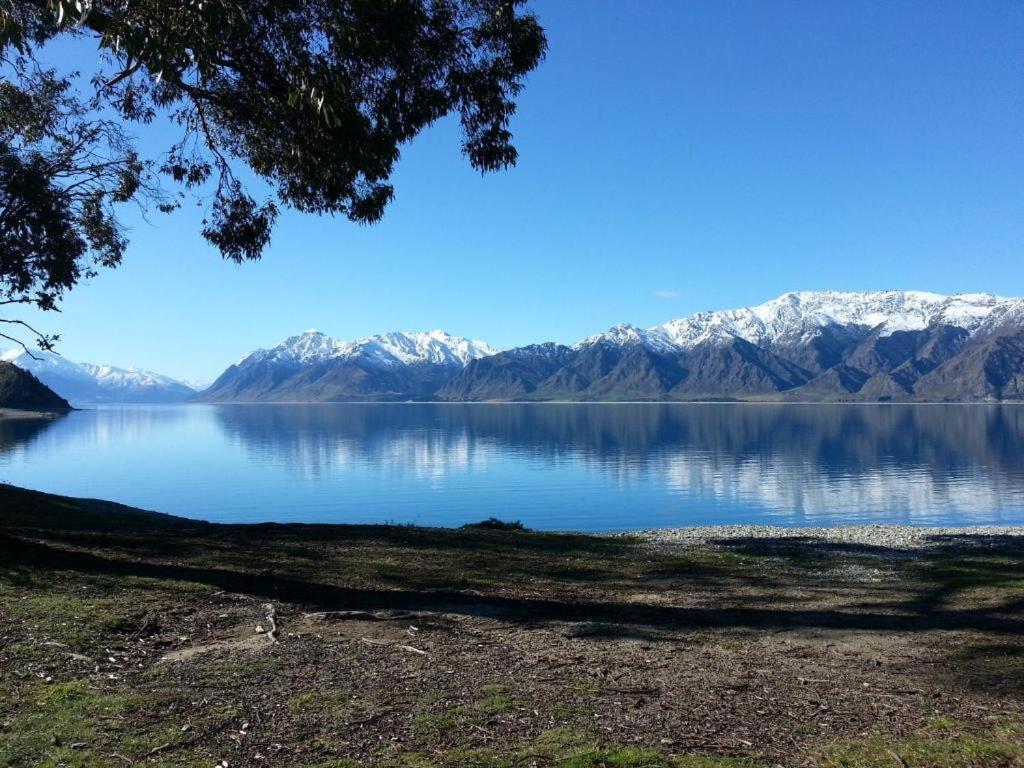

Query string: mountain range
2 350 197 406
196 291 1024 403
199 330 498 402
6 290 1023 407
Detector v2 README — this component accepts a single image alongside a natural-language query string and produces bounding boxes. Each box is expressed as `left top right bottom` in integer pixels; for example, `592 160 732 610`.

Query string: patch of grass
402 731 763 768
429 743 671 768
460 692 517 717
0 592 117 648
948 643 1024 695
6 640 51 661
550 702 592 719
995 722 1024 740
412 688 522 745
288 690 320 712
559 747 673 767
0 580 199 652
815 728 1024 768
411 710 460 741
0 680 188 768
926 716 960 730
534 727 593 751
287 690 354 717
919 555 1024 592
379 749 438 768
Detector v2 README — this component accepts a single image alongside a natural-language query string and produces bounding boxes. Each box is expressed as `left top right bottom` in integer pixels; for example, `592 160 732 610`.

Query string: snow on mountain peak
576 323 678 354
581 290 1018 353
248 329 500 369
2 348 87 379
2 348 195 403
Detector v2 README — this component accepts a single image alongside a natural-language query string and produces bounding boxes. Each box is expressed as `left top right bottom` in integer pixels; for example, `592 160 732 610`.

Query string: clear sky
15 0 1024 384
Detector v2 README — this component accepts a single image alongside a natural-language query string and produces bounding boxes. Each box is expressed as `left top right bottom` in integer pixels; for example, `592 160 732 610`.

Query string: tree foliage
0 0 546 350
0 57 151 350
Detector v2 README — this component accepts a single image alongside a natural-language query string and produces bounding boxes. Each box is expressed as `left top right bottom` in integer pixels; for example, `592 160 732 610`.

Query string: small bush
462 517 526 531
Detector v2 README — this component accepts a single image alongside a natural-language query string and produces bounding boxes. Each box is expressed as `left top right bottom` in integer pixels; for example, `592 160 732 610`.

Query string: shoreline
6 483 1024 551
623 522 1024 549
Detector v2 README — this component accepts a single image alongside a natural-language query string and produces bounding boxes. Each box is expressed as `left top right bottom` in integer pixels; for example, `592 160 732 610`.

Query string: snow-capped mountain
576 323 681 355
243 330 498 368
444 290 1024 402
198 330 500 402
2 349 196 405
582 291 1020 353
201 292 1024 403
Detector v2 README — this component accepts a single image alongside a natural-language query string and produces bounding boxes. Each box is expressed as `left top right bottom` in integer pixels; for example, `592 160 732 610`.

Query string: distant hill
200 291 1024 403
0 361 72 411
2 350 196 405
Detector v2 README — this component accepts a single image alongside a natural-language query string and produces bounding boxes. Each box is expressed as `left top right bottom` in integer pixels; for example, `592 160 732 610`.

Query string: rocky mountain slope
0 361 72 411
445 291 1024 402
197 330 499 402
201 292 1024 403
2 350 196 405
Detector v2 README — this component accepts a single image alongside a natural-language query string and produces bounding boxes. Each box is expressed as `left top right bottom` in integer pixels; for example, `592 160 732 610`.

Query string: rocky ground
1 485 1023 767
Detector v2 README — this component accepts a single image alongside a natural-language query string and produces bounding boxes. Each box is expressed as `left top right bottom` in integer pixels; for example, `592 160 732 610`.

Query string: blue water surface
2 403 1023 531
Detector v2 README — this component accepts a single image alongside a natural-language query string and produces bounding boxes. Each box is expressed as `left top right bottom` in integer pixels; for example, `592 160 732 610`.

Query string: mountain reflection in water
4 403 1023 529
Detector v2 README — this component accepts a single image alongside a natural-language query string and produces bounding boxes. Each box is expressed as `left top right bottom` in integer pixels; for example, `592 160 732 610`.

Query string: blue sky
16 0 1024 383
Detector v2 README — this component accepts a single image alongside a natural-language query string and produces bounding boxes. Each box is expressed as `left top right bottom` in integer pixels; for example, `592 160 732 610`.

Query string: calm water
2 403 1024 531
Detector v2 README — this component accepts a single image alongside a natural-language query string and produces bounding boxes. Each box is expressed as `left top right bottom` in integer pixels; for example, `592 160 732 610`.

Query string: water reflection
214 404 493 483
210 403 1024 524
4 404 1024 528
0 415 60 456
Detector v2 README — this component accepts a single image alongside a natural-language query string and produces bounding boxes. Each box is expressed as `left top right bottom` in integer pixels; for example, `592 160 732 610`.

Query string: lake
2 403 1024 531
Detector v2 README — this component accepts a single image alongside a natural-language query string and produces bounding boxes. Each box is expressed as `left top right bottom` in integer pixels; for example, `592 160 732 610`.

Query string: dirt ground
1 485 1023 767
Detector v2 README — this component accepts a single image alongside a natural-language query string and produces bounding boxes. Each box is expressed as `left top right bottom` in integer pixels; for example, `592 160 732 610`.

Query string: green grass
918 555 1024 593
387 729 764 768
814 728 1024 768
411 686 523 742
288 690 356 718
0 680 189 768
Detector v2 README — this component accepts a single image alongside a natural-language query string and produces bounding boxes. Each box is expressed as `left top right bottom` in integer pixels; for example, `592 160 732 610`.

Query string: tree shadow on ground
3 484 1024 639
3 529 1024 639
943 642 1024 697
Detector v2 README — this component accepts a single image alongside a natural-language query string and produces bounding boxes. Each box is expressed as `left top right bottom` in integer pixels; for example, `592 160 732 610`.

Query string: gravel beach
623 523 1024 550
